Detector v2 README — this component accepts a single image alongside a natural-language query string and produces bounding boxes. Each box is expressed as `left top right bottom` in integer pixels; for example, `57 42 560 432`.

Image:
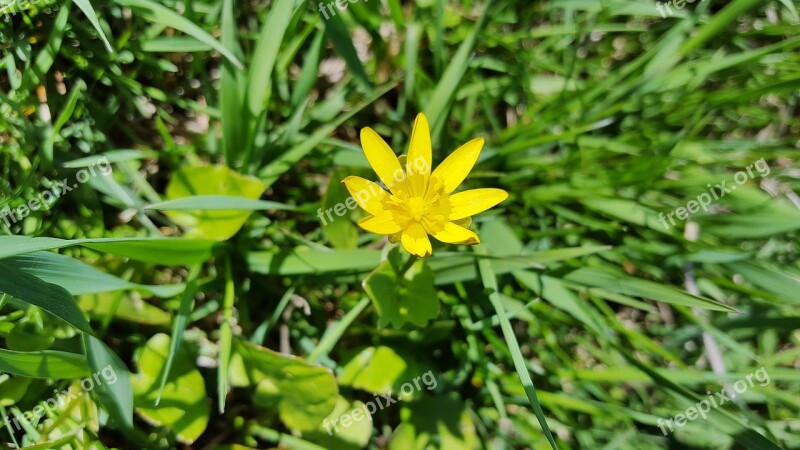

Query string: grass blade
155 264 202 405
474 244 558 449
220 0 247 168
423 0 493 140
323 12 372 89
114 0 243 69
0 348 89 378
246 0 296 117
145 196 294 211
218 257 235 412
73 0 114 52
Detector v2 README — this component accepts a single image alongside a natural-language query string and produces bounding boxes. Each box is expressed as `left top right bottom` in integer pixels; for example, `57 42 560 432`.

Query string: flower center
406 197 429 221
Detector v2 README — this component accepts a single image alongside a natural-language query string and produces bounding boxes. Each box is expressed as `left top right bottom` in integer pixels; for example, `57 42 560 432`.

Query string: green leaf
43 80 85 163
10 434 84 450
0 348 90 379
0 375 33 405
428 245 611 285
147 195 293 212
301 396 373 450
320 169 359 249
474 244 557 450
220 0 247 167
83 335 135 432
81 240 217 265
163 165 266 241
0 236 216 265
0 236 78 259
479 219 524 256
703 200 800 238
0 261 92 335
0 253 135 436
156 264 202 405
5 322 54 351
678 0 766 58
246 0 296 116
230 339 338 431
73 0 114 52
388 397 477 450
9 251 184 298
564 267 736 311
339 346 410 395
247 249 382 275
339 346 435 401
323 12 372 89
363 254 440 328
140 37 212 52
583 197 670 232
291 29 325 108
218 258 235 413
78 292 171 326
531 274 608 335
132 334 210 444
62 150 158 168
726 261 800 303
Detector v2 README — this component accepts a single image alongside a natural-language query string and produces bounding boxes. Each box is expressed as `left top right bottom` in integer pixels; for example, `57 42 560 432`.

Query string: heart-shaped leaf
338 346 431 401
302 396 373 450
363 250 439 328
388 397 477 450
164 165 266 241
230 339 338 431
132 334 210 444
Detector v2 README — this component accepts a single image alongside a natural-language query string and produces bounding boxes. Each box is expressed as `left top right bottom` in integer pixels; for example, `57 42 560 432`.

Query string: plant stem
308 297 370 363
398 254 417 277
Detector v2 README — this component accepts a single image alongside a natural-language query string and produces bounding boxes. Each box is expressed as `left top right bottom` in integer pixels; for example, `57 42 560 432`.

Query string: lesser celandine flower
342 113 508 258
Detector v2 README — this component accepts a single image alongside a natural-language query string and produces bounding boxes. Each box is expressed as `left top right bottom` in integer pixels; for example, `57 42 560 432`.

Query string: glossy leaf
363 252 439 328
230 339 338 431
164 165 266 241
132 334 210 444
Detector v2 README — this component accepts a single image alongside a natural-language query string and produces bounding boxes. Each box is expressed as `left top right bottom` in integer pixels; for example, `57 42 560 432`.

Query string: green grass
1 0 800 448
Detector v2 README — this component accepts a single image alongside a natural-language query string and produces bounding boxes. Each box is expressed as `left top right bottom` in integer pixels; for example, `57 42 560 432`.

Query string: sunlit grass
0 0 799 448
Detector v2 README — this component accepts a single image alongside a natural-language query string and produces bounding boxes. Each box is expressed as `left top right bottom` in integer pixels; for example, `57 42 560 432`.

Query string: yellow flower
342 113 508 258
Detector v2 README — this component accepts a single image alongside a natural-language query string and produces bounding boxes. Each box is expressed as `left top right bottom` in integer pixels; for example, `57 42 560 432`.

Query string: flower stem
398 254 418 277
308 297 370 363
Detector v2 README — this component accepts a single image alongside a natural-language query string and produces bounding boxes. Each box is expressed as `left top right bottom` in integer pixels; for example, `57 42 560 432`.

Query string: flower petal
448 188 508 220
342 176 386 215
360 127 407 195
429 221 480 245
358 212 404 235
430 138 484 193
453 217 472 228
406 113 432 196
400 222 432 258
